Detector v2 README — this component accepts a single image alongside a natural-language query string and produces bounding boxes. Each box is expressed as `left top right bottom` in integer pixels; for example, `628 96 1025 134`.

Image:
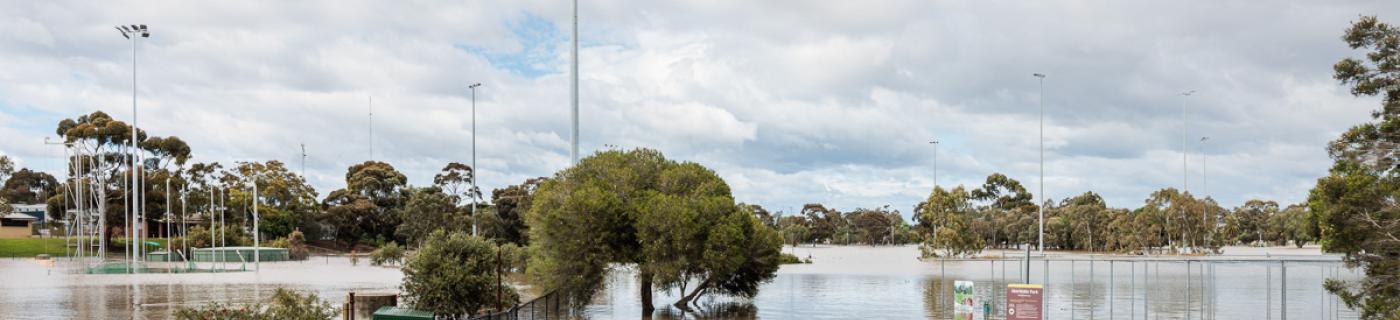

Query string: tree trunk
639 272 654 315
674 278 711 310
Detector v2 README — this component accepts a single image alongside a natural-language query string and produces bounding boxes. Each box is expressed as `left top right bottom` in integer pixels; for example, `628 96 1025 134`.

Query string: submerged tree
527 149 782 313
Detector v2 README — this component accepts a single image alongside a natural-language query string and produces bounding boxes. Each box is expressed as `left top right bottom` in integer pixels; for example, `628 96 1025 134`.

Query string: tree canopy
1309 15 1400 319
526 149 782 313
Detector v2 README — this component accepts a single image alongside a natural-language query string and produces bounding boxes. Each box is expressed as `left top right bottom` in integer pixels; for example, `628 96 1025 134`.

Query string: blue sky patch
457 14 565 78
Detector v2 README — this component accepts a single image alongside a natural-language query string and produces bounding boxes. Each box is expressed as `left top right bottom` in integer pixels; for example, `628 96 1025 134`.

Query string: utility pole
300 143 307 179
1033 73 1046 253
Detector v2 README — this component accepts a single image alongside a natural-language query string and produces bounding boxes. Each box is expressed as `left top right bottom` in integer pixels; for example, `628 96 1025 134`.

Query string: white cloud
0 1 1395 219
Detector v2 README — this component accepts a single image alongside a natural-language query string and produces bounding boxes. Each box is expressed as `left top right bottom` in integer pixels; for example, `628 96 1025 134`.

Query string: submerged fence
927 254 1362 320
469 289 578 320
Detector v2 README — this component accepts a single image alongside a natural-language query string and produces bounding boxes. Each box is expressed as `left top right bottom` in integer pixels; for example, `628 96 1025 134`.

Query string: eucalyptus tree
55 111 145 251
489 177 544 245
918 186 982 257
323 161 408 244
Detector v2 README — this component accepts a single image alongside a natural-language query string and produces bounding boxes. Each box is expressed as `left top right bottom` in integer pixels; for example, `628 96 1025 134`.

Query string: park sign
1005 283 1043 320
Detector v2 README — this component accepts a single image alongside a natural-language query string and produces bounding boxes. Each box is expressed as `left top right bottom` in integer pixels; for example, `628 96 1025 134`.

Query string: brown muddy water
0 257 400 319
0 246 1366 319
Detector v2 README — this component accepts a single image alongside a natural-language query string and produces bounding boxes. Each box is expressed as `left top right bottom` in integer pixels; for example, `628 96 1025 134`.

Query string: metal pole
1188 261 1192 320
1201 137 1210 248
570 0 579 164
1267 261 1272 320
253 177 259 272
1110 260 1114 319
470 83 481 236
1071 260 1075 319
1131 261 1135 319
1181 90 1193 251
369 96 373 161
1034 73 1046 253
1280 261 1286 320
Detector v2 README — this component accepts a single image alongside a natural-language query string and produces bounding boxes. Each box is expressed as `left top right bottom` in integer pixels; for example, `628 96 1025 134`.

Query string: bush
497 242 528 273
369 241 404 266
778 252 810 264
287 229 310 260
174 288 338 320
402 230 519 318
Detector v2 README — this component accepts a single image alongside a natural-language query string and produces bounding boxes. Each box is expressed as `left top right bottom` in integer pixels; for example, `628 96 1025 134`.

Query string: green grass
0 238 72 257
0 237 171 258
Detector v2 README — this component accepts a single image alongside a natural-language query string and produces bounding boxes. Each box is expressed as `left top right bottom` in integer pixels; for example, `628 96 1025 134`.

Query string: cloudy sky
0 1 1395 219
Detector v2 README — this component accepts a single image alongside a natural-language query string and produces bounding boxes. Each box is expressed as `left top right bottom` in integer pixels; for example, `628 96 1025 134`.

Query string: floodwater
0 256 400 319
0 246 1364 319
584 245 1364 319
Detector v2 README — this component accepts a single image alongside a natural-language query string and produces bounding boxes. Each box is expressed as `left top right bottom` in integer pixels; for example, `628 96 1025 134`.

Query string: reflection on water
0 257 401 320
0 246 1367 319
581 246 1365 319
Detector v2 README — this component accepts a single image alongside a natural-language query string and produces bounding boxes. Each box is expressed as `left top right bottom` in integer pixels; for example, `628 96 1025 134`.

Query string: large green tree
918 186 983 257
488 177 544 245
1309 15 1400 319
322 161 408 244
2 168 59 205
397 187 468 246
526 149 782 313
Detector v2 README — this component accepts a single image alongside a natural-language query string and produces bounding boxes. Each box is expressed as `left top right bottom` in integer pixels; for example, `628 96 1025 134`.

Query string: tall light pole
570 0 579 165
369 96 374 161
1033 73 1046 253
469 83 482 236
117 24 149 267
1200 136 1210 247
1180 90 1194 250
251 174 261 272
928 140 940 245
928 140 939 187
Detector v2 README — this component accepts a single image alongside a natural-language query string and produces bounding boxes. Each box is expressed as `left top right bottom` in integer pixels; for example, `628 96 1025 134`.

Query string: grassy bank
0 237 171 258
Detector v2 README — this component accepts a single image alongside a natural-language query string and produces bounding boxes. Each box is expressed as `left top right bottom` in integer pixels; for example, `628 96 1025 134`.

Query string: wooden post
347 292 355 320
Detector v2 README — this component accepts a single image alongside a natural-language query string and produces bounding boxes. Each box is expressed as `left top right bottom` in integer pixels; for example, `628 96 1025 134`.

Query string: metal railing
926 254 1362 320
469 289 577 320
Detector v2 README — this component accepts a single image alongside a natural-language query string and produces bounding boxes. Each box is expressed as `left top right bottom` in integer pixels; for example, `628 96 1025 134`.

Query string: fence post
1187 260 1192 320
1089 260 1094 320
1267 261 1272 320
1110 260 1114 319
1280 261 1286 320
1071 260 1075 319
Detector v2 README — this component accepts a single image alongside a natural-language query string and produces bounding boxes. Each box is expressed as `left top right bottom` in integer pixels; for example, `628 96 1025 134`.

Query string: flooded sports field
0 246 1363 319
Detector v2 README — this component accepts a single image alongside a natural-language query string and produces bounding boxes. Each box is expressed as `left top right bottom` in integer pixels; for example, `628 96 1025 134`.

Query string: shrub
778 252 810 264
369 241 404 266
287 229 310 260
173 288 338 320
402 230 519 318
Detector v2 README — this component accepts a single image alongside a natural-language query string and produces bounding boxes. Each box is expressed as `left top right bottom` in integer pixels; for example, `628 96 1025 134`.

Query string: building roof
11 204 45 213
2 213 38 221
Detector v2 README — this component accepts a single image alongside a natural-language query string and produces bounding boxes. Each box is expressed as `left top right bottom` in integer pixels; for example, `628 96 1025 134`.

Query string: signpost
1006 283 1044 320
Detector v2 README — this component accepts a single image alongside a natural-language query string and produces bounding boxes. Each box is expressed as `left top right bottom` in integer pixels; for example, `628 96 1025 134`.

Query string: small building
10 204 47 223
1 212 38 238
